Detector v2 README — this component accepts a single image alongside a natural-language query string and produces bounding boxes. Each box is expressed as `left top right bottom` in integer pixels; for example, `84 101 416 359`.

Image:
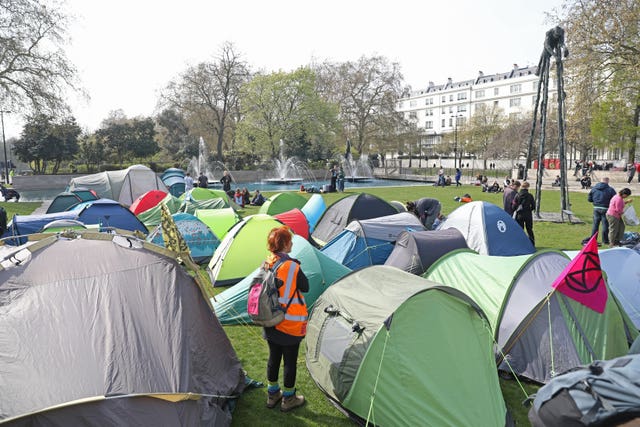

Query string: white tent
67 164 167 206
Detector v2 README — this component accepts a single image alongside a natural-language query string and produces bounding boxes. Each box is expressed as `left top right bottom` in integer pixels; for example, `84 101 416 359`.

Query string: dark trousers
516 212 535 246
591 209 609 244
267 341 300 388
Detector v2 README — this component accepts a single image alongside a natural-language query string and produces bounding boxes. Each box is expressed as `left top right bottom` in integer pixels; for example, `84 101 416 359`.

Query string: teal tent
212 234 351 325
306 265 509 426
425 250 637 383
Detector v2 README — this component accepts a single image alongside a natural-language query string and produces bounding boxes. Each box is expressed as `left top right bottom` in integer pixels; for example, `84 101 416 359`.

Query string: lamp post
452 114 463 169
0 110 9 185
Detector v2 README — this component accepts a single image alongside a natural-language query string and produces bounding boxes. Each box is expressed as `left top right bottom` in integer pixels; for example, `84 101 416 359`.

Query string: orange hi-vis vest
270 258 308 337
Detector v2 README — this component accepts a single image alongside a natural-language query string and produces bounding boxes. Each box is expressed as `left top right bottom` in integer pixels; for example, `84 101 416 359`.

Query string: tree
13 114 80 174
560 0 640 160
96 117 159 166
236 68 339 160
314 55 405 155
77 134 104 173
155 108 199 163
464 104 504 168
0 0 80 114
160 42 250 161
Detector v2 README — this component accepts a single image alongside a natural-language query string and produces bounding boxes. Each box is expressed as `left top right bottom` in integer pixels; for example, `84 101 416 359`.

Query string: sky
5 0 564 139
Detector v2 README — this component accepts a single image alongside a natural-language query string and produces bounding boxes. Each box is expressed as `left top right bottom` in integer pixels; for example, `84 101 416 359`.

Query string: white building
397 64 554 159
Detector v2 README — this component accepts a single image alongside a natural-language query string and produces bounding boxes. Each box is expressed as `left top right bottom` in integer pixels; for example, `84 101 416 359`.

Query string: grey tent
0 232 244 426
384 228 469 275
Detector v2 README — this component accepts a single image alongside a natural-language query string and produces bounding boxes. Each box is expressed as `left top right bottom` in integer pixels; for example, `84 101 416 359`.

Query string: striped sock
267 383 280 394
283 387 295 397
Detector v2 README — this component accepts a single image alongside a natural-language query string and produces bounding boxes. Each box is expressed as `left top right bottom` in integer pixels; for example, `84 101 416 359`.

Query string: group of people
184 170 266 207
328 164 345 192
183 172 211 192
503 180 536 246
588 177 633 247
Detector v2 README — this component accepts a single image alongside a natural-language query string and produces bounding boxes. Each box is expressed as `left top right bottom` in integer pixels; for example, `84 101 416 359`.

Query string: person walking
406 197 442 230
626 163 635 184
606 188 632 247
503 180 521 216
587 177 616 245
184 172 194 192
220 170 233 196
454 168 462 187
263 226 309 412
513 181 535 246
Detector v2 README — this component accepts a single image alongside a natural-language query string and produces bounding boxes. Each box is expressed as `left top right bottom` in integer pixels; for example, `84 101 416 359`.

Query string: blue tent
321 212 425 270
73 199 148 234
147 212 220 264
437 201 536 256
566 247 640 329
300 194 326 233
161 168 186 197
2 211 79 245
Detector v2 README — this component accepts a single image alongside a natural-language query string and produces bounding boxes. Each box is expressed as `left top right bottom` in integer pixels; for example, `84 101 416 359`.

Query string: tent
306 265 509 427
195 208 241 240
136 193 182 228
300 194 326 233
180 197 228 215
161 168 186 197
258 192 307 216
208 214 284 287
2 211 79 245
566 247 640 329
274 208 309 239
129 190 168 215
45 189 99 214
67 164 167 206
437 201 536 256
311 193 398 247
212 234 351 325
0 233 244 425
182 187 230 204
72 199 148 234
147 212 220 264
389 200 407 212
425 250 637 383
384 228 469 275
320 212 425 270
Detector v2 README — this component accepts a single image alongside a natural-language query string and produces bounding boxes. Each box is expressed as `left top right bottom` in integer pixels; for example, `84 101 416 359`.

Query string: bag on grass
527 354 640 426
247 259 296 327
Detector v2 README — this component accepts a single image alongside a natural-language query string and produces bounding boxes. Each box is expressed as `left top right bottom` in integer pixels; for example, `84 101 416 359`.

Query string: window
449 94 453 102
532 81 538 91
510 98 521 107
409 111 418 119
449 117 453 127
475 89 485 98
494 100 499 107
449 106 453 113
510 84 522 94
425 121 433 129
441 119 446 127
397 102 404 109
494 87 499 96
425 109 433 116
425 97 434 105
441 107 446 114
441 96 446 103
474 102 485 111
532 96 537 105
410 100 417 107
457 105 467 112
457 92 467 100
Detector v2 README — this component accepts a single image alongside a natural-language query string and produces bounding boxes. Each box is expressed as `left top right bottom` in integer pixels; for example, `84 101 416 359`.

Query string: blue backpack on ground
528 354 640 426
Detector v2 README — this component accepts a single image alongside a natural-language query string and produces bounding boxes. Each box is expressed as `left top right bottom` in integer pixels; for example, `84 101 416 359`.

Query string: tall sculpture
526 26 570 220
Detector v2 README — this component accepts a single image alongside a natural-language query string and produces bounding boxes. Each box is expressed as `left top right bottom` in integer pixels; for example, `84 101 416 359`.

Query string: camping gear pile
4 170 640 426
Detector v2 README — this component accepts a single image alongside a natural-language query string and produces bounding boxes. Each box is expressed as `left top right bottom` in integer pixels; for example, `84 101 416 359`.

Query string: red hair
267 226 292 253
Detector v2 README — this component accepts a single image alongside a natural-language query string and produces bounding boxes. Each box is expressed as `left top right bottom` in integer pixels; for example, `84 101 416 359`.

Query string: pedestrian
406 197 442 230
513 181 535 246
503 180 521 216
220 170 233 196
184 172 194 192
587 177 616 246
337 166 345 192
329 165 338 192
626 163 635 184
606 188 632 247
263 226 308 412
437 167 445 187
197 172 209 189
455 168 462 187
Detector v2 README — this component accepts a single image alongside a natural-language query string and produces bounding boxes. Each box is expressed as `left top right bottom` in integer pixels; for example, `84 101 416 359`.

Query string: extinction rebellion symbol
496 220 507 233
564 249 603 293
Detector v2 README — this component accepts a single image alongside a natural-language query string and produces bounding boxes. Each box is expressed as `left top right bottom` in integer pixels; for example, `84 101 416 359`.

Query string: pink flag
551 233 608 313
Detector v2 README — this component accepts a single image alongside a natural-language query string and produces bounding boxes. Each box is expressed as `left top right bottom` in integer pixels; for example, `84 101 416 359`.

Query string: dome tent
258 192 308 216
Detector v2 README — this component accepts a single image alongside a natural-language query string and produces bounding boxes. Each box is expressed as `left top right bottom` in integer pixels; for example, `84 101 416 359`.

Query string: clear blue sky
6 0 564 138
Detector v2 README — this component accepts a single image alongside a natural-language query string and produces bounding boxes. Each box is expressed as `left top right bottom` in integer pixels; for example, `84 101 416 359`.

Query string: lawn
4 184 600 426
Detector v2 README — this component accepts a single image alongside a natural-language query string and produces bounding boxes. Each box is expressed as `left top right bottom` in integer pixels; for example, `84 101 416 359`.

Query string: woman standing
264 226 309 412
606 188 632 247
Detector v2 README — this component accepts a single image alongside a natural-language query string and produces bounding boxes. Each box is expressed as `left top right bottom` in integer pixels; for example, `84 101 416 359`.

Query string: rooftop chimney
428 81 434 88
478 71 484 77
513 63 519 70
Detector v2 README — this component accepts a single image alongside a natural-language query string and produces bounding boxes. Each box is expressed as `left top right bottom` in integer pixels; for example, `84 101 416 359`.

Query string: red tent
275 208 309 239
129 190 168 215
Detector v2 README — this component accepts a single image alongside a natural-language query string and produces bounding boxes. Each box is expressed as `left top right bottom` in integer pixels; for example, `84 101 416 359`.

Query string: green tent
306 265 509 427
180 197 227 214
181 187 230 203
212 234 351 325
207 214 284 287
136 193 182 228
258 192 307 216
425 250 638 384
195 208 241 240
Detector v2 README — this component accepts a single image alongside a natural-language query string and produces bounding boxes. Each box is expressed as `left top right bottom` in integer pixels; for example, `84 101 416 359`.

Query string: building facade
396 64 553 159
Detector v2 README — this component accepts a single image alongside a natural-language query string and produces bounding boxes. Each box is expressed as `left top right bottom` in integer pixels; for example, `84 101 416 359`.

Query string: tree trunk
630 102 640 163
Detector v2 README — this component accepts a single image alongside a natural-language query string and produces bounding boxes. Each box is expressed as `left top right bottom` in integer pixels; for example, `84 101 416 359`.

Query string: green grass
224 184 597 426
13 186 597 425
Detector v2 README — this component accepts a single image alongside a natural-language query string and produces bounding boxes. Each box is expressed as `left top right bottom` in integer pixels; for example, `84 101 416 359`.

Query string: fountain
341 139 373 182
262 139 316 184
187 137 226 187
